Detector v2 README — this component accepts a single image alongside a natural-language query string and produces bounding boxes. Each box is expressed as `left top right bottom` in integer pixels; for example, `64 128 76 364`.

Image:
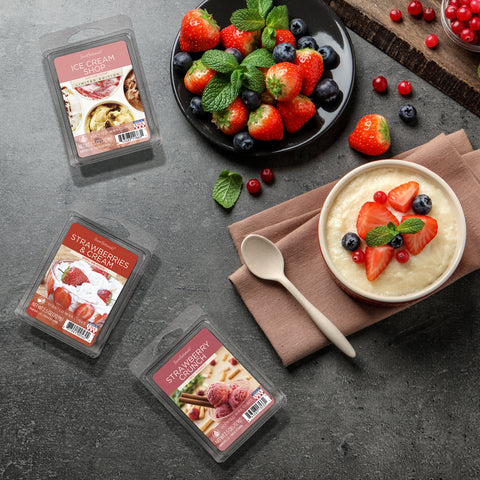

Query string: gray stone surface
1 1 479 479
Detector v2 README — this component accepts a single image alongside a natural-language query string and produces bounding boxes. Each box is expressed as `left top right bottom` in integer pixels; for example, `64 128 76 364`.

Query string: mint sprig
247 0 273 18
213 170 243 209
366 218 425 247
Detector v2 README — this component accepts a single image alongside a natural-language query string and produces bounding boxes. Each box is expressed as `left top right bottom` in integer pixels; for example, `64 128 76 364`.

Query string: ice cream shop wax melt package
40 15 159 166
16 210 155 357
130 306 286 463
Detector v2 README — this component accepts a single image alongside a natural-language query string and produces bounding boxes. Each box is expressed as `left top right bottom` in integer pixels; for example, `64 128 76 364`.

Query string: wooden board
326 0 480 117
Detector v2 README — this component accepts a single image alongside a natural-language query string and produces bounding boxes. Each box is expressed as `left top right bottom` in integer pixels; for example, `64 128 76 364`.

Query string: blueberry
314 78 340 105
341 232 361 251
412 194 432 214
225 47 243 64
318 46 340 70
233 131 255 152
273 42 296 63
189 96 207 118
389 234 404 249
289 18 308 38
297 36 319 50
173 51 193 74
241 90 262 110
399 104 417 123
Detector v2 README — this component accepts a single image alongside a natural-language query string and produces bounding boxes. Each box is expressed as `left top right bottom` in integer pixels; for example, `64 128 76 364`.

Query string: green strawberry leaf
265 5 289 29
261 26 277 52
380 117 391 143
242 48 275 68
231 8 265 31
213 170 243 209
366 226 395 247
202 74 240 113
397 218 425 234
247 0 273 18
202 50 238 74
243 65 266 93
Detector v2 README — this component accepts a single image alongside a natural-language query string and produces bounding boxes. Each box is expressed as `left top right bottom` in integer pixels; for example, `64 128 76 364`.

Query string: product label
26 222 138 346
153 328 275 451
54 41 150 158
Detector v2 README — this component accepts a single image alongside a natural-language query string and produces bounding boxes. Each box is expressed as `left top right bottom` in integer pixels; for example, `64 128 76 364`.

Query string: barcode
242 394 271 422
63 320 93 342
115 128 146 144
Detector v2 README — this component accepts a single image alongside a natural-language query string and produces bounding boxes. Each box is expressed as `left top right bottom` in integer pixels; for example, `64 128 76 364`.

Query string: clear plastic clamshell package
16 209 156 358
40 15 160 166
130 305 286 463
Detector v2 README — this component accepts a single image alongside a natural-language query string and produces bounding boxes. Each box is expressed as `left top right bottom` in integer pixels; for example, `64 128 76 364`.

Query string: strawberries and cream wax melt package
40 15 159 166
130 306 286 463
16 211 155 357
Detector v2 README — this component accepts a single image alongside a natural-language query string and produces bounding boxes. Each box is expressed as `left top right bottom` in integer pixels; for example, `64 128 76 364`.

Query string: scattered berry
241 90 262 110
273 42 297 63
318 45 340 69
289 18 308 37
387 181 419 213
397 80 412 95
356 202 399 239
389 234 404 249
314 78 341 106
352 250 366 264
180 9 220 52
341 232 361 251
372 76 388 93
188 408 200 421
396 251 410 263
248 104 284 141
173 51 193 74
225 47 243 63
297 35 319 50
425 33 439 48
365 245 394 281
373 191 388 204
399 104 418 123
260 168 274 182
230 358 238 365
295 49 324 96
408 0 423 16
348 114 391 156
423 7 436 21
412 194 432 214
390 9 403 21
401 214 438 255
189 96 207 117
233 131 255 152
246 178 261 194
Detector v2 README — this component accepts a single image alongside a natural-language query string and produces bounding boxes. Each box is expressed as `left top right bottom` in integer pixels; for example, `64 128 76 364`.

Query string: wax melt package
130 305 286 463
16 210 155 357
40 15 159 166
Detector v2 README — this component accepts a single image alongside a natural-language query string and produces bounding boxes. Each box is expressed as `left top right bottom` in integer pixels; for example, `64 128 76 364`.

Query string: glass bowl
441 0 480 52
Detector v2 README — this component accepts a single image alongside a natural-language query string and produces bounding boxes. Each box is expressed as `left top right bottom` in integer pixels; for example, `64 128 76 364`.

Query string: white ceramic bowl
318 160 466 306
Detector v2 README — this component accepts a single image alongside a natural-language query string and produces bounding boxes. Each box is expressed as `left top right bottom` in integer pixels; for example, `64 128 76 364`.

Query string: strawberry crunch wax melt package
40 15 159 166
16 211 155 357
130 306 286 463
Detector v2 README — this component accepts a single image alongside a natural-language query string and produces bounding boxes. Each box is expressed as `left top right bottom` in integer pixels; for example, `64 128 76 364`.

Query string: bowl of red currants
441 0 480 52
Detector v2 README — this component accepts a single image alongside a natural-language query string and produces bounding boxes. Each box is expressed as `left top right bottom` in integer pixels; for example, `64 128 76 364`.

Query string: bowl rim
440 0 480 53
318 159 467 304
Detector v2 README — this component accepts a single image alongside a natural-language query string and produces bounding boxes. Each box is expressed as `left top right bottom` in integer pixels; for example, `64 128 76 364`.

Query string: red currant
188 408 200 421
352 250 365 264
373 191 388 204
390 9 403 21
425 33 439 48
396 251 410 263
470 16 480 29
461 27 476 40
449 0 460 6
423 7 436 20
260 168 274 182
451 19 466 33
471 0 480 13
372 76 388 92
457 5 473 20
246 178 261 194
210 359 216 366
408 0 423 16
397 80 412 95
230 358 238 365
445 5 458 19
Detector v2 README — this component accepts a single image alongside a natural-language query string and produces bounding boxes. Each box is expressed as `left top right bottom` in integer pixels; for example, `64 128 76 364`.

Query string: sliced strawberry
401 215 438 255
365 245 394 281
53 287 72 309
387 181 419 213
74 303 95 322
356 202 399 239
91 265 111 279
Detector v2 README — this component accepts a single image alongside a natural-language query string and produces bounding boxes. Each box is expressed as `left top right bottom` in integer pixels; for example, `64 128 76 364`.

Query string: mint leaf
397 218 425 234
231 9 265 31
265 5 289 29
231 68 245 92
243 66 266 93
202 50 238 74
247 0 273 18
261 26 276 51
366 226 395 247
213 170 243 209
242 48 275 68
202 74 240 113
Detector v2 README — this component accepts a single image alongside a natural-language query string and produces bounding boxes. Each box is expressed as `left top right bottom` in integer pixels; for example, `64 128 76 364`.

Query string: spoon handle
279 276 356 358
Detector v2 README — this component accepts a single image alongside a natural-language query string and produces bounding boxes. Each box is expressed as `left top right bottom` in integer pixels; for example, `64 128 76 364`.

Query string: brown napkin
228 130 480 366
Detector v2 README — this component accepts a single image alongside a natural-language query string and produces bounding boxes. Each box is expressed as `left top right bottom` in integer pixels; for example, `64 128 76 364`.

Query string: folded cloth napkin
228 130 480 367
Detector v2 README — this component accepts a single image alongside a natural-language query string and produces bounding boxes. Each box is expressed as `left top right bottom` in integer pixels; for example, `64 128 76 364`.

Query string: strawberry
74 303 95 322
184 59 215 95
220 25 260 58
91 265 111 279
294 48 324 96
401 215 438 255
46 272 54 296
179 9 220 52
53 287 72 310
248 104 284 141
277 95 316 133
62 266 89 286
274 29 297 48
97 289 112 305
356 202 399 239
387 181 419 213
93 313 108 326
365 245 394 281
348 114 391 156
212 97 248 135
266 62 303 102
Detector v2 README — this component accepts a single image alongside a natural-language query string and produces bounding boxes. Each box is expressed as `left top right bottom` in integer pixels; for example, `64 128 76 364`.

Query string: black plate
170 0 355 156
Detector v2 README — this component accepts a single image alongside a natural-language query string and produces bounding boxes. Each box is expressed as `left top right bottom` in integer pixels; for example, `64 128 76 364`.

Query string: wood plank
327 0 480 116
